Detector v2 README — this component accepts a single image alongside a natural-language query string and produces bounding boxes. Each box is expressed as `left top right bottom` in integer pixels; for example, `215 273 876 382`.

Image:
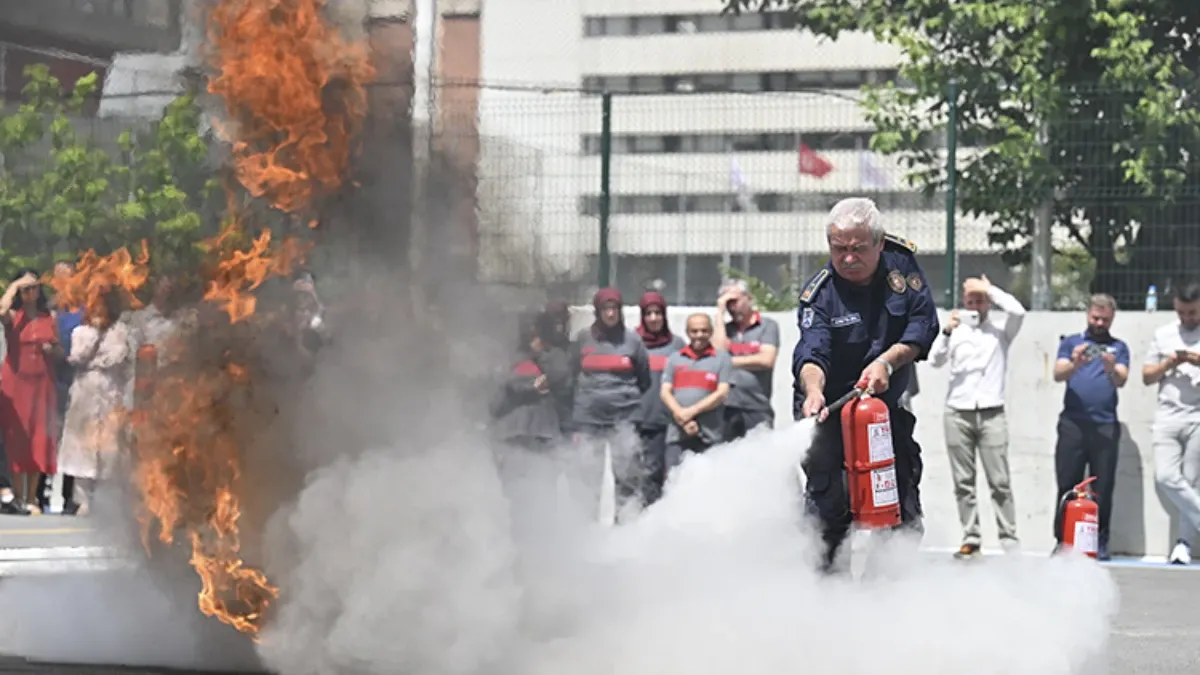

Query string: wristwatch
874 357 894 376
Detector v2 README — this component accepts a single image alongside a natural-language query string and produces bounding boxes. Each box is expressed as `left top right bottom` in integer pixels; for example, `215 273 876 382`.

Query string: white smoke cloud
258 416 1120 675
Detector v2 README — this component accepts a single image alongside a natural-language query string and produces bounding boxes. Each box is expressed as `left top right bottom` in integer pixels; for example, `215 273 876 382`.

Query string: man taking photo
929 274 1026 559
1052 294 1129 561
1143 281 1200 565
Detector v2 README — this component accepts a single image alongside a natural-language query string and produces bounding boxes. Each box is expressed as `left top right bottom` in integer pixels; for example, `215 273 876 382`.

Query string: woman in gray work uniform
488 311 568 450
632 290 684 507
570 288 652 518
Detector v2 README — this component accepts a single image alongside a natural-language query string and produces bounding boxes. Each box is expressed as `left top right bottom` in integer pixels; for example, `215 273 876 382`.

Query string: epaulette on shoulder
884 233 917 253
798 268 830 304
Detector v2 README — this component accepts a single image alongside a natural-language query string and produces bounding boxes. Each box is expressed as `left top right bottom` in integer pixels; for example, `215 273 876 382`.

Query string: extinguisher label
871 466 900 507
1073 521 1099 555
867 422 894 463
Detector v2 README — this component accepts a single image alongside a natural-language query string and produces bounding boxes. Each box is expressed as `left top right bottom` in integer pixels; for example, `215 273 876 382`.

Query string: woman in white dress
57 292 131 514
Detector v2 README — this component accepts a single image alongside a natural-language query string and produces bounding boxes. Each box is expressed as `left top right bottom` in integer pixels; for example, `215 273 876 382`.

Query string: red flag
798 143 834 178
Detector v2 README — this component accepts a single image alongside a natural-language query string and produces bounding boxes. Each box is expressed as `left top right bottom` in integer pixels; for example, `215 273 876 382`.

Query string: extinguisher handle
1074 476 1098 494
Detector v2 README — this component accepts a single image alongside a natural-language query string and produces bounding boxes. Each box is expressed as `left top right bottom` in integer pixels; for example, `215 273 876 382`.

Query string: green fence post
598 91 613 289
944 78 959 310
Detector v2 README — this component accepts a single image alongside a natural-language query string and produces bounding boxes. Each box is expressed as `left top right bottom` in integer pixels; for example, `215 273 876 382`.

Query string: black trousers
723 407 774 442
800 406 924 571
638 426 668 506
1053 416 1120 547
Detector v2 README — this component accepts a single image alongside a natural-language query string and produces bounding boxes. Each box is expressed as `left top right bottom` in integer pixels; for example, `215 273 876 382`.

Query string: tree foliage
723 0 1200 306
0 64 219 284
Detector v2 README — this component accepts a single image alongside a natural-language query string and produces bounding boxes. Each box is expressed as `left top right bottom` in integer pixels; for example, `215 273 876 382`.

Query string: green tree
0 64 217 283
722 0 1200 307
0 65 115 276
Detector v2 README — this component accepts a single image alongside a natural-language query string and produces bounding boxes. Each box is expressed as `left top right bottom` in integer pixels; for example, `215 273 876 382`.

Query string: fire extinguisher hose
825 387 865 415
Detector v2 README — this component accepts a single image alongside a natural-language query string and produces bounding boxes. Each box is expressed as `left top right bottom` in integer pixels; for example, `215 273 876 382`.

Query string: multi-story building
0 0 181 111
478 0 1000 304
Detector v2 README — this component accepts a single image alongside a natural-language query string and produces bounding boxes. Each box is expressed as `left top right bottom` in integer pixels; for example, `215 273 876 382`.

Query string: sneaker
1000 539 1021 554
953 543 981 560
1168 540 1191 565
1097 543 1111 561
0 497 31 516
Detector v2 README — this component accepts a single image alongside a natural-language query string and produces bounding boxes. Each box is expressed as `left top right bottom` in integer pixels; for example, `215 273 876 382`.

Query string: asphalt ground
0 515 1196 674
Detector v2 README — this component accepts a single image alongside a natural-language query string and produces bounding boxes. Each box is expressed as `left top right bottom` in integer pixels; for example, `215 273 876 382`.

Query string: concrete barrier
568 304 1182 558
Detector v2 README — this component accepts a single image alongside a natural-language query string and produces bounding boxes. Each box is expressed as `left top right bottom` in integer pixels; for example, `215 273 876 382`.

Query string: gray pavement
0 515 1197 674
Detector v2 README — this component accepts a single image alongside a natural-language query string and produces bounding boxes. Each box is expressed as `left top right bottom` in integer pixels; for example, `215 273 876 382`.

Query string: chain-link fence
8 66 1196 310
449 85 978 306
445 82 1200 309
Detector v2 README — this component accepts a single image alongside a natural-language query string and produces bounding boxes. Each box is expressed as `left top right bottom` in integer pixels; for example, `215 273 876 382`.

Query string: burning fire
206 0 373 215
50 242 152 319
57 0 376 641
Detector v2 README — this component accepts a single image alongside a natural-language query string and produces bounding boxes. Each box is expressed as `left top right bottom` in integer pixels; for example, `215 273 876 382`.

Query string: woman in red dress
0 270 61 513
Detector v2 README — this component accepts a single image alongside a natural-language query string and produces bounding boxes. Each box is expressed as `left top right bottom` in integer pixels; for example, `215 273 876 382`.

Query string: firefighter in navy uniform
792 198 941 573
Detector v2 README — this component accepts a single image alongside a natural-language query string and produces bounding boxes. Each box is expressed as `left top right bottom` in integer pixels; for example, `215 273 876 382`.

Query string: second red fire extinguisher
840 382 902 530
1058 476 1100 558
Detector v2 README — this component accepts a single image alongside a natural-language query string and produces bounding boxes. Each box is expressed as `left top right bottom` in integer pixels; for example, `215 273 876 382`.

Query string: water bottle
1145 284 1158 312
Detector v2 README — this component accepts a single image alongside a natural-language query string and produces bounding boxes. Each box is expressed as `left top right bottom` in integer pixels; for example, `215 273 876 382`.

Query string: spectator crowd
489 272 1200 566
0 265 329 517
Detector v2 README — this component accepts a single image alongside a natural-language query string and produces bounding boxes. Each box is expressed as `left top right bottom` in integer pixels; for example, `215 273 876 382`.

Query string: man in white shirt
930 274 1026 558
1142 281 1200 565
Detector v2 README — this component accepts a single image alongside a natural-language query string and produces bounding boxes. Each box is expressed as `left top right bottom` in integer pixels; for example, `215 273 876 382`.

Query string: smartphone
959 310 980 328
1083 343 1104 360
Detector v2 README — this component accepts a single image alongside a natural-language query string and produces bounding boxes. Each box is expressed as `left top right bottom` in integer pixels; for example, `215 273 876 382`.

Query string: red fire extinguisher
839 382 902 530
1059 476 1100 558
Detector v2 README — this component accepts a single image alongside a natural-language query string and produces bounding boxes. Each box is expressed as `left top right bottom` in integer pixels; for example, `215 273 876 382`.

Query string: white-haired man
713 278 780 439
792 197 940 573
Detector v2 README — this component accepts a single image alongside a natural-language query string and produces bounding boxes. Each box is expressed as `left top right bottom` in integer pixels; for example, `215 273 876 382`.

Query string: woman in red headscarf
569 288 652 521
632 291 684 507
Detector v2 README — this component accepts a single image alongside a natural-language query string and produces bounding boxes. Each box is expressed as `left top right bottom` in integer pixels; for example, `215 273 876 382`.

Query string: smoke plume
0 266 1120 675
252 387 1121 675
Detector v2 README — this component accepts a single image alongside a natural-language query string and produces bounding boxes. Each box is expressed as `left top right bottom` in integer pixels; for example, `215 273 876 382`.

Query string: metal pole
598 91 612 288
944 78 959 310
1031 122 1053 310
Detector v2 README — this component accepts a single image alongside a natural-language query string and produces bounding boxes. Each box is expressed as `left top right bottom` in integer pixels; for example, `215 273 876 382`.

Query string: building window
582 69 899 95
578 191 944 216
580 131 876 156
583 11 798 36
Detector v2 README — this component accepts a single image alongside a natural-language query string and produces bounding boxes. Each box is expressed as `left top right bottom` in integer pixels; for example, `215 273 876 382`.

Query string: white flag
730 157 758 212
858 152 892 190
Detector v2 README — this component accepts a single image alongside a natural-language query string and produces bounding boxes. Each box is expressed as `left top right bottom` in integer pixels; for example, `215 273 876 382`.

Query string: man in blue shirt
793 198 940 573
1052 293 1130 560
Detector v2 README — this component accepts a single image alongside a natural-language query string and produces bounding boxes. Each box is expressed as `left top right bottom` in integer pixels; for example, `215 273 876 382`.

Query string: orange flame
49 242 151 322
205 0 374 214
122 0 375 642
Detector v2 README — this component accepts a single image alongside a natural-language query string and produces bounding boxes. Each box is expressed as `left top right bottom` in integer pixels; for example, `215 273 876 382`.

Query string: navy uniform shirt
791 234 940 410
1056 332 1130 424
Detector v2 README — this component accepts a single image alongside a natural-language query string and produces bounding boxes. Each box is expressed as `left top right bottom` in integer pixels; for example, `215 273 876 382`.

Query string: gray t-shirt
662 346 734 445
636 335 686 430
724 313 781 413
1145 320 1200 423
571 327 652 428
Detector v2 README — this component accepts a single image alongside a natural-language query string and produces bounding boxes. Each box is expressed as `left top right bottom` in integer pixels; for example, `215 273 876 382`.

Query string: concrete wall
568 306 1182 558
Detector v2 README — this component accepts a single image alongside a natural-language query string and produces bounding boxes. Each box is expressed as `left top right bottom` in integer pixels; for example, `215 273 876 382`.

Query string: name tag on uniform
831 313 862 328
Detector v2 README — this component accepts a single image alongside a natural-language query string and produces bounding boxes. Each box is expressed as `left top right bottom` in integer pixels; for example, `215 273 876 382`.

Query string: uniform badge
907 273 923 292
802 307 814 328
887 270 907 294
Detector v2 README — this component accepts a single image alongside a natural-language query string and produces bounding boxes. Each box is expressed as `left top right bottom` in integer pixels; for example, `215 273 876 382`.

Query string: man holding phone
1142 281 1200 565
1052 294 1130 560
930 274 1026 559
